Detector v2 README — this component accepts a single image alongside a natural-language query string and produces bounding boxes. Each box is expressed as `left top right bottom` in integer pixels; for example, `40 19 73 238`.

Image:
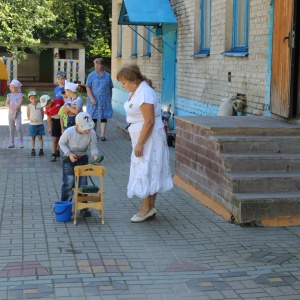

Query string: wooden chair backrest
74 164 106 177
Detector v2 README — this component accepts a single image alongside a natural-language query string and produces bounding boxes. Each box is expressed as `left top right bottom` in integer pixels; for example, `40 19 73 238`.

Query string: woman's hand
134 143 143 157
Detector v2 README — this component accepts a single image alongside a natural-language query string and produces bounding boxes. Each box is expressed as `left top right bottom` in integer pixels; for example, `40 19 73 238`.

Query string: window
142 26 151 57
117 25 122 58
130 25 138 58
193 0 211 57
222 0 249 57
232 0 249 52
200 0 211 54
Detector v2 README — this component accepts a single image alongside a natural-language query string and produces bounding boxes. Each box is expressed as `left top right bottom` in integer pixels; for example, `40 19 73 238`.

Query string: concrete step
221 152 300 172
226 171 300 193
212 135 300 153
232 191 300 223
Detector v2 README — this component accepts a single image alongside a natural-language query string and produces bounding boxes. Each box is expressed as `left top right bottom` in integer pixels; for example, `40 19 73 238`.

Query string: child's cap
57 71 66 78
75 112 94 130
10 79 22 88
65 80 78 92
28 91 37 98
40 95 51 107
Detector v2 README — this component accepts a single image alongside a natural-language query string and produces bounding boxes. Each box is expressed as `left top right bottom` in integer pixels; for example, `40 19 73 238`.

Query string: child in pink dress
5 79 24 148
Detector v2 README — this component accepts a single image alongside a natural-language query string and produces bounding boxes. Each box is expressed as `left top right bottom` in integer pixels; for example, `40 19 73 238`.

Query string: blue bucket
54 201 73 222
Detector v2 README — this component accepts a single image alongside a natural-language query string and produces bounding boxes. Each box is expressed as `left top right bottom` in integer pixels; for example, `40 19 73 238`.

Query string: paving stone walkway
0 106 300 299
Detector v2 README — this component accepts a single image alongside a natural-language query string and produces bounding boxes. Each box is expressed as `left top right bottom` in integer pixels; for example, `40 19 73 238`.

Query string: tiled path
0 106 300 299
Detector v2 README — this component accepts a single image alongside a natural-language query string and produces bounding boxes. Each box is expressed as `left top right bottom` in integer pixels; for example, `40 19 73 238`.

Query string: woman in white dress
117 63 173 222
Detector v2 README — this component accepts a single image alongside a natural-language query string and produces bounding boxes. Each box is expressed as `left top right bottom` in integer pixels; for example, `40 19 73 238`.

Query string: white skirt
127 120 173 199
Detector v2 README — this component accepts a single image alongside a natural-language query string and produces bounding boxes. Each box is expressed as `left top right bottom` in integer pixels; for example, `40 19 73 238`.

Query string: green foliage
36 0 112 58
0 0 56 60
0 0 111 60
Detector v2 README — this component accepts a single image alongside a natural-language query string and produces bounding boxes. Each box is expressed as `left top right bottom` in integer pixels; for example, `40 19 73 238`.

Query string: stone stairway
213 135 300 224
174 116 300 226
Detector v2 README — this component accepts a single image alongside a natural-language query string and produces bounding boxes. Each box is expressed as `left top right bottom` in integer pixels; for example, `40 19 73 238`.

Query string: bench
17 75 38 82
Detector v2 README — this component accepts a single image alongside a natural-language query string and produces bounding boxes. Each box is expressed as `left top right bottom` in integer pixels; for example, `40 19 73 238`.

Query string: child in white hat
62 80 83 128
59 112 100 217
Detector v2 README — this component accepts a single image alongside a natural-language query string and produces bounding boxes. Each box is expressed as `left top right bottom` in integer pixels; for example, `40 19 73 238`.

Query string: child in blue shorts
26 91 45 156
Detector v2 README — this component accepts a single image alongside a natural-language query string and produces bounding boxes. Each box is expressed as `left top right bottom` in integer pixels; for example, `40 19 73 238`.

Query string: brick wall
175 117 235 213
111 0 162 91
111 0 272 117
172 0 271 116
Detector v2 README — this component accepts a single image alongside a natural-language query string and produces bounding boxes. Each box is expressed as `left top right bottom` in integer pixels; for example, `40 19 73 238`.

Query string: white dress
124 81 173 199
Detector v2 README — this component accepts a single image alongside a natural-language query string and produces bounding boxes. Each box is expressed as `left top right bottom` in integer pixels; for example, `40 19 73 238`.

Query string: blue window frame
146 26 151 56
117 25 122 58
200 0 211 54
130 25 138 58
192 0 211 58
232 0 249 52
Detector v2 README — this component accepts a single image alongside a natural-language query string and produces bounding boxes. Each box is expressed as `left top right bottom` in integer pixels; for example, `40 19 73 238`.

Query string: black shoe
31 149 36 156
101 137 106 141
38 149 44 156
80 208 91 217
50 155 56 162
56 150 60 157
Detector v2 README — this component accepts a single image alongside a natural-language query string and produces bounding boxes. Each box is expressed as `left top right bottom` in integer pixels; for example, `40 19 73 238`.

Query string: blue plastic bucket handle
54 201 73 222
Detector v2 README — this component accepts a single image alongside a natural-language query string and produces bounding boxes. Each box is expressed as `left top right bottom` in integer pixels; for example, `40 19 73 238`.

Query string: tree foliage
0 0 112 60
35 0 112 59
0 0 55 60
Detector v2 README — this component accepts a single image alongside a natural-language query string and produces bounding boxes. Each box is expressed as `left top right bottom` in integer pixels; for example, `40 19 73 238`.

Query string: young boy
40 95 64 162
27 91 45 156
54 71 66 99
62 80 83 128
59 112 99 217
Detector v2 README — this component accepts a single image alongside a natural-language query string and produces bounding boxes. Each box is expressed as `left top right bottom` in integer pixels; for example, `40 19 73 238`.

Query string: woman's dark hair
116 63 153 88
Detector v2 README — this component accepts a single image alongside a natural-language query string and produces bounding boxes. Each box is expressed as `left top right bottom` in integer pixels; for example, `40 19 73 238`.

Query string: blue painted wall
112 80 219 122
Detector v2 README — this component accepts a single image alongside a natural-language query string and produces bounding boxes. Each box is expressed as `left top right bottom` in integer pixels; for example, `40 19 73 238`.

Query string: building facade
111 0 300 123
0 41 86 84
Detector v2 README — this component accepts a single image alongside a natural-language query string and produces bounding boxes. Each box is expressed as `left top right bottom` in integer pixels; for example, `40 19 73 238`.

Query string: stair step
232 191 300 223
212 135 300 153
226 171 300 193
221 152 300 172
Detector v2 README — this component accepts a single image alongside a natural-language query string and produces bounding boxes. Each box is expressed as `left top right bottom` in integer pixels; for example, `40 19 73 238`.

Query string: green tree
0 0 55 60
36 0 112 59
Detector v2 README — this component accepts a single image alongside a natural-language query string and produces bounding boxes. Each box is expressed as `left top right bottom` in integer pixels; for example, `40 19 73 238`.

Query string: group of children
5 71 83 162
5 72 100 217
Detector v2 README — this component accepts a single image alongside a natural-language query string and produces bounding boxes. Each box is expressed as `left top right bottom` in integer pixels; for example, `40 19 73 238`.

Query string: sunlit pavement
0 106 300 300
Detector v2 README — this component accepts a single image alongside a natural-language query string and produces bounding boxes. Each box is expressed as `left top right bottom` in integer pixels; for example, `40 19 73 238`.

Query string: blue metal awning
118 0 177 26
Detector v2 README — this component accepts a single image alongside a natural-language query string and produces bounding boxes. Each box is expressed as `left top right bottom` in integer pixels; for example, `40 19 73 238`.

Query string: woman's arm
134 103 155 157
86 86 97 105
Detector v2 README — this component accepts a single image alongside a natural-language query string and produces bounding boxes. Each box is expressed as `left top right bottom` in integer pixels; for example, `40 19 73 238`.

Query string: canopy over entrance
118 0 177 26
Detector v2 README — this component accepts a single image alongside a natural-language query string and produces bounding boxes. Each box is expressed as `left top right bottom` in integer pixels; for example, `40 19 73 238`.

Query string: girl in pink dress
5 79 24 148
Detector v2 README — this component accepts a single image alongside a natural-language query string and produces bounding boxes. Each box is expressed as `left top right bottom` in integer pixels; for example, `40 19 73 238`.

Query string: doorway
270 0 299 119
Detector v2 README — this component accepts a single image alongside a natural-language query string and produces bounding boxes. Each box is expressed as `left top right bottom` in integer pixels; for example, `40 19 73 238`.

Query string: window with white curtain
193 0 211 57
232 0 249 52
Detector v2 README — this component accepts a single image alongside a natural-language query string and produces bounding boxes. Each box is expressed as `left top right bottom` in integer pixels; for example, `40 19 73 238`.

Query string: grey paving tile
1 110 300 299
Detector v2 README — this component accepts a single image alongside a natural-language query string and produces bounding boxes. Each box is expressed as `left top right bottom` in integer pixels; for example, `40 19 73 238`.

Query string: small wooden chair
73 164 106 225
